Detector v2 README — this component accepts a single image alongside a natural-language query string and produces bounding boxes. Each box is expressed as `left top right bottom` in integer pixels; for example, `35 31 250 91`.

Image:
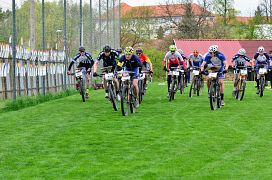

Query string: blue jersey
204 52 226 71
189 54 203 67
119 54 143 70
254 52 270 66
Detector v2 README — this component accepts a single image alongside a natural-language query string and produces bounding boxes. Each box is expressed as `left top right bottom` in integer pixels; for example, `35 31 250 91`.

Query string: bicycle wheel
169 78 177 101
129 86 136 113
209 82 217 110
198 78 204 96
189 77 196 97
108 84 118 111
121 84 129 116
80 79 86 102
260 76 264 97
239 79 246 101
235 79 241 100
180 75 184 94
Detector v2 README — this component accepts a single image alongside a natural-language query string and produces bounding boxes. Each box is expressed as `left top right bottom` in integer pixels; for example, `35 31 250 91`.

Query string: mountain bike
258 65 268 97
169 67 182 101
233 66 251 101
189 67 204 97
207 67 224 110
119 70 138 116
100 66 118 111
70 67 88 102
178 68 186 94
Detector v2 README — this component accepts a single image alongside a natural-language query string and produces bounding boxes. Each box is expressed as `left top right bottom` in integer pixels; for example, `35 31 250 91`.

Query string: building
121 3 215 39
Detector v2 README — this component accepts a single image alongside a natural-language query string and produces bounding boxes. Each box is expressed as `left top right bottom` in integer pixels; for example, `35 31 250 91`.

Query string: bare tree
260 0 272 22
213 0 234 25
29 0 36 50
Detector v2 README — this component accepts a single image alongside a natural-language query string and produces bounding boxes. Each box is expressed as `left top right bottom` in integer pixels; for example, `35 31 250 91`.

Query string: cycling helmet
124 46 134 55
169 45 177 52
78 46 85 52
208 45 218 53
193 49 199 56
258 46 265 53
177 49 183 54
116 48 122 54
103 45 111 53
136 47 143 54
238 48 246 55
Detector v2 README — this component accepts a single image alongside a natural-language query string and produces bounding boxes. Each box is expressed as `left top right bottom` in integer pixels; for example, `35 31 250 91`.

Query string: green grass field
1 81 272 179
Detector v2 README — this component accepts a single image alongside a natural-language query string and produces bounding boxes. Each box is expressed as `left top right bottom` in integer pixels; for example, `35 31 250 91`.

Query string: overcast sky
0 0 260 16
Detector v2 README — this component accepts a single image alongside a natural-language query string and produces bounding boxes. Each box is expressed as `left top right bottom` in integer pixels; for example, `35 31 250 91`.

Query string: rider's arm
68 53 80 71
86 53 94 70
93 52 103 73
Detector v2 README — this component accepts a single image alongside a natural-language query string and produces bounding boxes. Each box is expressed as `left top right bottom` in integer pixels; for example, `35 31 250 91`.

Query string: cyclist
268 50 272 89
118 46 143 108
189 49 203 68
136 47 153 89
178 49 189 86
252 46 270 94
163 45 185 97
93 45 120 99
116 47 123 59
231 48 252 95
67 46 94 98
200 45 228 106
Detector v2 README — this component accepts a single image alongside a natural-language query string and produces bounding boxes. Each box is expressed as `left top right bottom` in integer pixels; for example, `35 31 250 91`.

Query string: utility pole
80 0 83 46
90 0 93 51
99 0 102 49
64 0 67 89
12 0 17 100
30 0 36 50
42 0 46 95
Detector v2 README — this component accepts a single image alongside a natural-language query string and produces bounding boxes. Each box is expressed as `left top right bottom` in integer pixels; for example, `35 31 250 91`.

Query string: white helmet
238 48 246 55
258 46 265 53
177 49 183 54
208 45 218 53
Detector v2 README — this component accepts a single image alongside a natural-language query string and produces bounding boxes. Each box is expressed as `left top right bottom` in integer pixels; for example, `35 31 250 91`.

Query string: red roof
120 3 212 18
174 39 272 64
236 16 253 24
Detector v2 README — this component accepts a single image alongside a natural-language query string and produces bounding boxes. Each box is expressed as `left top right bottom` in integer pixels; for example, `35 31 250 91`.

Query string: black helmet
116 48 123 54
103 45 111 53
78 46 85 52
136 47 143 54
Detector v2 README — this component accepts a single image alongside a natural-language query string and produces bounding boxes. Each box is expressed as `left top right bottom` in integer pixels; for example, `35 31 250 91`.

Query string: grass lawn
0 81 272 179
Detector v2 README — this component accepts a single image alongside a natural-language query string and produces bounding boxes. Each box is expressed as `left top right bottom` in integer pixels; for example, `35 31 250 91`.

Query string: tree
260 0 272 22
120 6 154 47
213 0 234 25
157 26 165 39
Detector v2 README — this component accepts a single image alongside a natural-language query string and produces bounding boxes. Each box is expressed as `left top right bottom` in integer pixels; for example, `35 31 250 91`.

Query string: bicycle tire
138 80 143 104
209 82 217 110
121 85 129 116
189 77 196 97
80 79 86 102
235 79 241 100
217 82 222 108
180 75 185 94
129 86 136 113
240 79 246 101
260 76 264 97
108 84 118 111
169 78 177 101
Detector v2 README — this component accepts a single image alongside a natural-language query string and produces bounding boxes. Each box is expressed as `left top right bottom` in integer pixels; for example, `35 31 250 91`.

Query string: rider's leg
133 78 139 98
219 78 225 103
168 75 171 92
113 78 119 93
103 76 109 97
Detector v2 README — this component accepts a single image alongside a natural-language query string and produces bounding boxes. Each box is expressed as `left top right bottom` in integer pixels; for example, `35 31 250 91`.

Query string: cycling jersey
119 54 143 77
96 50 119 68
204 52 226 72
232 54 251 68
68 52 94 71
189 54 203 67
254 52 270 66
163 51 186 69
138 53 151 64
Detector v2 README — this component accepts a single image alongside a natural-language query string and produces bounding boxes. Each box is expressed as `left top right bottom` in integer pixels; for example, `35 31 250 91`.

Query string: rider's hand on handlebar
223 69 228 74
67 71 71 75
163 66 168 72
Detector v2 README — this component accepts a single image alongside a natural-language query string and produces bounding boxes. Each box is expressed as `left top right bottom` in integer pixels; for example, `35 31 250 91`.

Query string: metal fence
0 0 121 100
0 43 75 99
